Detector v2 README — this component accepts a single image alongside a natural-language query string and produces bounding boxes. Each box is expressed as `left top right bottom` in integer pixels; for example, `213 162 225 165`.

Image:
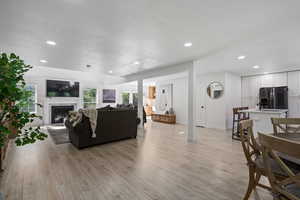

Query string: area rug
47 126 70 145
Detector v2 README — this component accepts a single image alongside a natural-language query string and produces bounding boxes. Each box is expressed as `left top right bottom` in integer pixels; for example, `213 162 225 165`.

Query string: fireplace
51 105 74 124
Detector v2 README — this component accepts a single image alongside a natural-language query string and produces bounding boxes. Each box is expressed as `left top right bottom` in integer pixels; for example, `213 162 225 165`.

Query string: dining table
273 132 300 166
256 132 300 166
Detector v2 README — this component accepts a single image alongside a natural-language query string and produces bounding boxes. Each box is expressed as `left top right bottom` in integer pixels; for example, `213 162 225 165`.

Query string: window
22 85 37 113
133 93 138 106
83 88 97 109
122 92 130 105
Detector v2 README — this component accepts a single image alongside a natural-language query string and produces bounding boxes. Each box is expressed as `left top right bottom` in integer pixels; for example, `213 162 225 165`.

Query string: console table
151 113 176 124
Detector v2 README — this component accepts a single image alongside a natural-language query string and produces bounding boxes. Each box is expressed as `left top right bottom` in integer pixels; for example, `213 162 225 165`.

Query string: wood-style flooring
0 121 272 200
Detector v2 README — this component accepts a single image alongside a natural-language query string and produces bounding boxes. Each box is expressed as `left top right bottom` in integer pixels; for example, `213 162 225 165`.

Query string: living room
1 1 300 200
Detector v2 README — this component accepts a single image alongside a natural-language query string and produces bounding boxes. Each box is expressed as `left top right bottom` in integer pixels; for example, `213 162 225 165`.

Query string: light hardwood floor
0 122 272 200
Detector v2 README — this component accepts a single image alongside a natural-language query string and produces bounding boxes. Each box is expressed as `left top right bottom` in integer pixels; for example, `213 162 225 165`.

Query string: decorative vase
169 108 174 115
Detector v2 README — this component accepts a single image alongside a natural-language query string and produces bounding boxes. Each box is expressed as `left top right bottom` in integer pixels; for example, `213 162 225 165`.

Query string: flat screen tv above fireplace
46 80 79 97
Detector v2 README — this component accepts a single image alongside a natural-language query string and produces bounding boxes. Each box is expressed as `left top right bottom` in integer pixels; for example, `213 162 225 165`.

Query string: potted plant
0 53 47 170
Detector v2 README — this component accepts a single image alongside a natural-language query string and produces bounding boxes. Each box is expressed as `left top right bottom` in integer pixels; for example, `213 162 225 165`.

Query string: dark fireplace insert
51 105 74 124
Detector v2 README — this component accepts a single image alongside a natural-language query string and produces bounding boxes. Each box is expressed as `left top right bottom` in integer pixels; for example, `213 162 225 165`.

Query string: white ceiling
113 72 188 89
194 23 300 76
1 0 300 77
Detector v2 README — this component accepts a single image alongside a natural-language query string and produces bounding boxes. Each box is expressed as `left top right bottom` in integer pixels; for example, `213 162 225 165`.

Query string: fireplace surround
51 105 74 124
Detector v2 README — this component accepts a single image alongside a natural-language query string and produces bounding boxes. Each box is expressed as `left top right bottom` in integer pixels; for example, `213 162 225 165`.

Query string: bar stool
232 107 249 140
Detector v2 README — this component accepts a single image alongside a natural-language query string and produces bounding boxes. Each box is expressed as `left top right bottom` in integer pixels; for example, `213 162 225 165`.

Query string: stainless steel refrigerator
259 86 288 109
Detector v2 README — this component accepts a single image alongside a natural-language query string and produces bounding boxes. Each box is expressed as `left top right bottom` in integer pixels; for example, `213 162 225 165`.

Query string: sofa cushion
97 105 115 111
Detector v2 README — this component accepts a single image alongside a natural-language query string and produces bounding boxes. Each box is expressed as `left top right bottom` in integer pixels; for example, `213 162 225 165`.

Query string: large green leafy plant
0 53 47 147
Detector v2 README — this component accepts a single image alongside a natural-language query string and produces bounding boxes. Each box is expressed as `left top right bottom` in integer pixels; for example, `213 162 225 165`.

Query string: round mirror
207 82 224 99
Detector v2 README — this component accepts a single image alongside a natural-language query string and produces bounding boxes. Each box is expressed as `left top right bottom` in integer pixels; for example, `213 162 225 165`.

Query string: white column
187 64 197 142
129 92 133 104
137 79 144 135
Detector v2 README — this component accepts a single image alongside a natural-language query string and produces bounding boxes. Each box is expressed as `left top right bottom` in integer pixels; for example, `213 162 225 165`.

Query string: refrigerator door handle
273 88 276 109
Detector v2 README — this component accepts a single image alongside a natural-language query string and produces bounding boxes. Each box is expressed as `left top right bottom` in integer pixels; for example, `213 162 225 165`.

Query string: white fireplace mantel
44 101 79 125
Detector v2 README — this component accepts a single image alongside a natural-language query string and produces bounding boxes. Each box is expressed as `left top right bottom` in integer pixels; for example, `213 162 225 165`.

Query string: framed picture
103 89 116 103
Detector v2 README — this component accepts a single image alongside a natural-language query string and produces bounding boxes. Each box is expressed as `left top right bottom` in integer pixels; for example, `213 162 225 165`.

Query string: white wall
145 71 241 128
196 72 226 129
155 84 173 113
155 78 188 125
111 80 188 125
24 66 104 125
121 62 192 125
195 72 241 130
114 77 189 125
171 78 188 125
225 72 242 129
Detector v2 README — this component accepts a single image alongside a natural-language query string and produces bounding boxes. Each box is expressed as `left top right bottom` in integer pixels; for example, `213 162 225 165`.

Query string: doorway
196 83 206 127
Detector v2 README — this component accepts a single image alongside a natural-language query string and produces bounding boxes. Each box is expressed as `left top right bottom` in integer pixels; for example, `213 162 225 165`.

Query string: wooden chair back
272 118 300 135
233 107 249 120
258 133 300 200
232 107 249 140
240 120 261 166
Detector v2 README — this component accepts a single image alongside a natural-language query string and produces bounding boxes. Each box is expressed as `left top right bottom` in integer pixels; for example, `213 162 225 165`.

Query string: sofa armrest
65 115 93 149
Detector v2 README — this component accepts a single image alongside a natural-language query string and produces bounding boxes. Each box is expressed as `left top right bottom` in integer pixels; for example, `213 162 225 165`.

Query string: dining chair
271 118 300 136
240 120 272 200
258 132 300 200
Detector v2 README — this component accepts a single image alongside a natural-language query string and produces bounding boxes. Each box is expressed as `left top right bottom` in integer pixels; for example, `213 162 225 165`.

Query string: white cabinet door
260 74 273 87
288 71 300 117
241 77 253 107
272 73 287 87
250 76 261 107
241 77 250 98
196 83 207 127
241 76 261 108
288 71 299 97
260 73 287 87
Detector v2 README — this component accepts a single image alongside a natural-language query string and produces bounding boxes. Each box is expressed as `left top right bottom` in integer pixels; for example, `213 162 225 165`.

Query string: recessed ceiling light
253 65 260 69
46 40 56 46
108 70 113 74
40 59 47 63
133 61 140 65
237 55 246 60
184 42 193 47
264 72 269 74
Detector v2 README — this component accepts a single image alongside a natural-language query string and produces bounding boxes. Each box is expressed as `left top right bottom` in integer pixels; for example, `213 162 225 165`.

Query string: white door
196 83 207 127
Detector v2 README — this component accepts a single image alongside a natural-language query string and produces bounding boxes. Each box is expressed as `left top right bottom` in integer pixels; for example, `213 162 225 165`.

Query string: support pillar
137 79 144 136
187 64 197 142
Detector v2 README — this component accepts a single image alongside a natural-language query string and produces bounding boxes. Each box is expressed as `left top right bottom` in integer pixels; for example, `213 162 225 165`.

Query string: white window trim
83 88 97 108
32 84 37 114
25 84 37 114
121 92 131 104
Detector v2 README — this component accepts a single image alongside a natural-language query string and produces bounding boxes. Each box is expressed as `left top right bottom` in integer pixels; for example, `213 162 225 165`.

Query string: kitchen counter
239 109 288 136
240 109 288 114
